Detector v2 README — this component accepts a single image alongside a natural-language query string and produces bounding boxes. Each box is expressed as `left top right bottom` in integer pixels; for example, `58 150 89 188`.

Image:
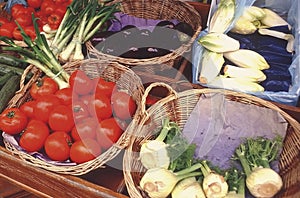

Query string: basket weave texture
3 58 145 175
123 82 300 198
86 0 202 67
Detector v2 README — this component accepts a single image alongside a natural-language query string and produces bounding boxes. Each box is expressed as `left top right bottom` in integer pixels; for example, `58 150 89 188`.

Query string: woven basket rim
123 82 300 198
3 58 145 175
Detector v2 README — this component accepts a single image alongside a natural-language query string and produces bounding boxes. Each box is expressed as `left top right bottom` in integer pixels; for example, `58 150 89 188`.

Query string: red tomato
111 91 137 120
48 105 74 132
96 118 123 150
30 77 59 100
69 70 93 95
70 138 101 164
14 9 34 27
12 26 23 40
19 100 37 119
19 119 50 152
44 131 71 161
71 117 98 141
24 25 36 40
55 87 75 105
71 100 90 121
40 1 56 16
88 93 112 122
33 94 62 123
94 77 116 98
35 10 48 27
27 0 43 9
79 94 93 106
0 17 9 26
54 0 68 3
0 108 28 135
0 22 16 38
146 94 160 108
47 12 62 27
11 4 25 19
54 4 67 17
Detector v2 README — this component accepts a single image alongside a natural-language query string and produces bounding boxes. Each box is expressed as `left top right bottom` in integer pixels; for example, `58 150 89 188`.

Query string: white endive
199 49 225 84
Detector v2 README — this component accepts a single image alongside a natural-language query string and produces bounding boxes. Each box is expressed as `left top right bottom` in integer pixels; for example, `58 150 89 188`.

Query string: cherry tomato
47 12 62 28
96 118 123 150
71 117 98 141
12 26 23 40
40 1 56 16
44 131 71 161
54 4 67 17
94 77 116 98
0 108 28 135
11 4 25 19
19 100 37 119
88 93 112 122
48 105 74 132
54 0 68 3
0 22 16 38
0 17 10 26
33 94 62 123
19 119 50 152
70 138 101 164
14 9 33 27
145 94 160 108
55 87 75 105
35 10 48 27
71 100 90 121
30 77 59 100
79 94 93 106
111 91 137 120
27 0 43 9
24 25 36 40
69 70 93 95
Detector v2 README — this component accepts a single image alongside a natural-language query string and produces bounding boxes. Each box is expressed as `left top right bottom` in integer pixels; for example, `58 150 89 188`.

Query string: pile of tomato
0 69 137 164
0 0 72 40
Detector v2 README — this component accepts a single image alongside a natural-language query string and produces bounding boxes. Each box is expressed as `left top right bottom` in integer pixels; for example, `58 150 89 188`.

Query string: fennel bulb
171 177 206 198
140 163 202 198
233 136 283 198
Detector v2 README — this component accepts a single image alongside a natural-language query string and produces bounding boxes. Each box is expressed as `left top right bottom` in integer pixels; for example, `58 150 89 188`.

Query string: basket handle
140 82 178 115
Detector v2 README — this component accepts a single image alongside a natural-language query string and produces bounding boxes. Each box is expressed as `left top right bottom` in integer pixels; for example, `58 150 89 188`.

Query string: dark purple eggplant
175 22 194 43
152 21 181 50
155 20 176 29
90 31 115 46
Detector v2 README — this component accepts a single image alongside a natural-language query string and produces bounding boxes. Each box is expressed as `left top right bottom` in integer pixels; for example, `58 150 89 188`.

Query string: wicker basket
86 0 202 68
2 58 145 175
123 82 300 198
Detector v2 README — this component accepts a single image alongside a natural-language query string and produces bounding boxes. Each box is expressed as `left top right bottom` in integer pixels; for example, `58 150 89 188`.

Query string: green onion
51 0 119 62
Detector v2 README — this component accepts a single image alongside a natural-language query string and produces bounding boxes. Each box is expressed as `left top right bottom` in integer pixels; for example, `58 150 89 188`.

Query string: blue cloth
4 0 27 13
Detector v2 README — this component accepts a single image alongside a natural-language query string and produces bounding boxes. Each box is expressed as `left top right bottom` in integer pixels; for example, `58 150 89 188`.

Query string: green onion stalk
233 136 283 198
51 0 119 62
0 16 69 89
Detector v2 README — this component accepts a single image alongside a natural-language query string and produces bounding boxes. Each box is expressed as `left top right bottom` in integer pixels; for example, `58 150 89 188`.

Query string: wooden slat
0 146 128 198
